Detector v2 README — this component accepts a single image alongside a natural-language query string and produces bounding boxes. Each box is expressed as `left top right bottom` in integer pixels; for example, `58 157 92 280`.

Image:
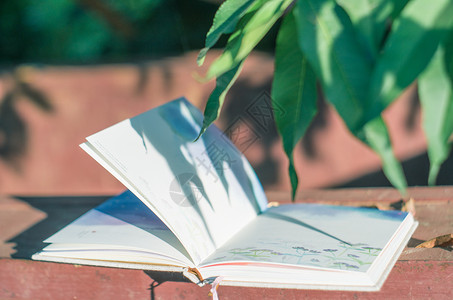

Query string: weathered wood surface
1 259 452 300
1 187 452 299
0 56 437 195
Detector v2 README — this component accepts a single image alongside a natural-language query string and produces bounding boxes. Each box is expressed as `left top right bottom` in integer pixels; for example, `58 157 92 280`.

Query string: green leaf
418 46 453 185
197 0 257 66
390 0 410 19
360 118 407 194
295 0 371 131
444 32 453 82
295 0 406 193
271 10 318 200
197 0 288 138
336 0 393 60
366 0 453 121
205 0 292 80
196 61 245 140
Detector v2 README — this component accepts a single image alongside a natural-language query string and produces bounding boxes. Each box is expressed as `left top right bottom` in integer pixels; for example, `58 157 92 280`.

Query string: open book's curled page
80 97 268 264
33 97 417 291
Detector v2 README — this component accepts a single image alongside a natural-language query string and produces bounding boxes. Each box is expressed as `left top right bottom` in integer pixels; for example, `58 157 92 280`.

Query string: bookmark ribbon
208 276 224 300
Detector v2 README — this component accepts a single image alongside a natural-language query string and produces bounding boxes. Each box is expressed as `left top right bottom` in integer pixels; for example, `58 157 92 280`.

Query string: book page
200 203 412 272
81 98 268 264
41 191 194 267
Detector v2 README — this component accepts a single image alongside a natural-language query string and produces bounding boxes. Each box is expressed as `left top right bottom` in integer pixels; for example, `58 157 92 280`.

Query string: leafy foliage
197 0 293 137
0 0 218 63
199 0 453 198
272 10 317 199
197 0 257 66
419 46 453 185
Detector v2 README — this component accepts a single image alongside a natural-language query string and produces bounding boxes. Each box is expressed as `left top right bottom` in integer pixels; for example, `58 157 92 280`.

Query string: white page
42 191 194 267
81 98 268 264
200 203 412 273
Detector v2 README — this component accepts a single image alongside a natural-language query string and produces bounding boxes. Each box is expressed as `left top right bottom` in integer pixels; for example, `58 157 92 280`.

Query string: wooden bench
1 187 452 299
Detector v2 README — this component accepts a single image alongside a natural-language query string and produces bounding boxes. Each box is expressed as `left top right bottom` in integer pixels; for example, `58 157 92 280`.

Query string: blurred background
0 0 451 196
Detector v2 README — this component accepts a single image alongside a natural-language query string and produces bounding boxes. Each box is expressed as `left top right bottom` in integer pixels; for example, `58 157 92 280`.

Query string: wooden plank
0 259 452 299
0 57 432 196
0 195 108 259
1 187 452 299
0 259 152 299
267 186 453 204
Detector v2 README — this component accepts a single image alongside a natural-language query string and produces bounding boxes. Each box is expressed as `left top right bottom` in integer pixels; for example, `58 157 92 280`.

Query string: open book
33 98 417 291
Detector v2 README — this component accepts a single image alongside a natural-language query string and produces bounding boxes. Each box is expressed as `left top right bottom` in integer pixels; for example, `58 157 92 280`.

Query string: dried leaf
415 234 453 248
399 197 416 216
363 197 416 216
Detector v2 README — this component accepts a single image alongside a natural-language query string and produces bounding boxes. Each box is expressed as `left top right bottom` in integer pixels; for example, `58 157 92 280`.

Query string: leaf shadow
0 74 53 170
